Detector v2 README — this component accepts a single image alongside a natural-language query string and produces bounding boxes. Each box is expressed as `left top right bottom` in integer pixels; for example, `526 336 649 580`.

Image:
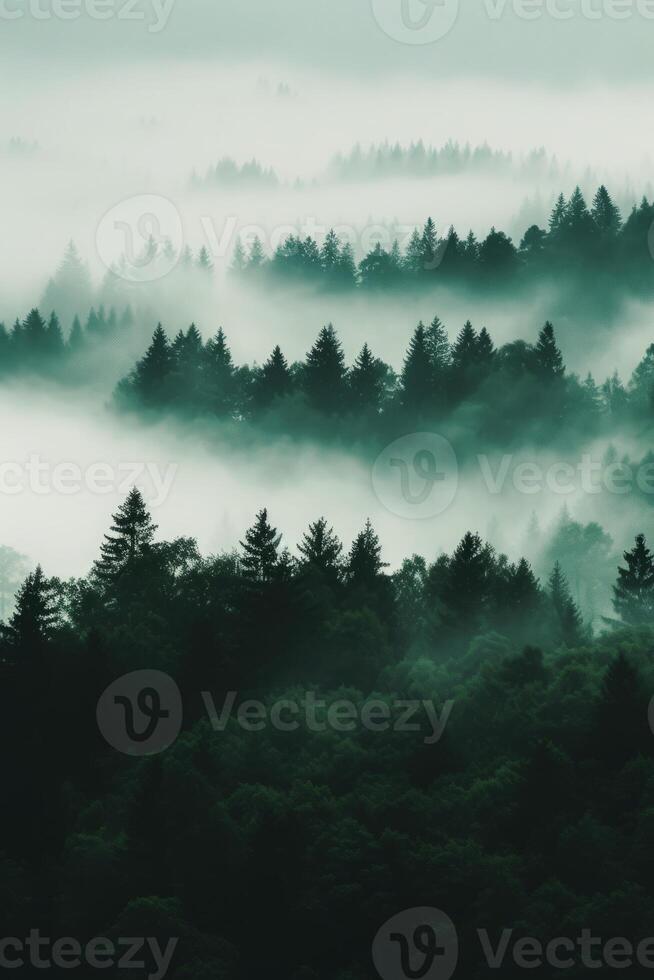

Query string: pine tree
346 519 388 586
93 488 158 583
476 326 495 364
131 324 172 404
591 185 621 237
404 229 423 274
613 534 654 625
425 315 450 373
205 327 236 416
534 322 564 379
548 562 583 645
196 246 214 275
68 315 84 352
22 308 48 356
248 237 266 269
321 229 341 271
7 566 58 651
303 324 347 414
46 312 65 356
420 217 438 271
349 343 386 413
400 322 433 412
442 532 494 628
297 517 343 580
451 320 478 371
231 238 247 274
239 509 282 582
548 193 568 236
253 345 293 411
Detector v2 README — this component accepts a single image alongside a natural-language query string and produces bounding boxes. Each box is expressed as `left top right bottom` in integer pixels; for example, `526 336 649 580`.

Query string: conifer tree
297 517 343 580
451 320 478 371
131 324 172 404
239 509 282 582
303 324 347 414
425 315 450 373
548 562 583 645
253 345 293 411
7 566 58 651
346 519 388 586
534 322 564 379
400 322 433 412
196 246 214 275
205 327 236 416
231 239 247 274
248 237 266 269
591 185 621 237
46 312 65 356
93 488 158 584
348 343 386 413
69 314 86 350
613 534 654 625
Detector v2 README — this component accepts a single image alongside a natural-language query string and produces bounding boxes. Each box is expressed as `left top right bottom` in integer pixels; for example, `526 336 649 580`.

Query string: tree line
115 316 654 445
1 489 654 976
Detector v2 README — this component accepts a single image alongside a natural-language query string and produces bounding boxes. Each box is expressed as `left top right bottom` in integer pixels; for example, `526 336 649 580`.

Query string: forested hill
1 491 654 976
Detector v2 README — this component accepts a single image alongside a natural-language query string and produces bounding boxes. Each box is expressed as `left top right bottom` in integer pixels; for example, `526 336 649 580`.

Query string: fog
2 16 654 619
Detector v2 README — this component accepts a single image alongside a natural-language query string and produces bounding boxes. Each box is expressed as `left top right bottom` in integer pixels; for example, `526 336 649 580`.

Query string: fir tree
303 324 347 414
130 324 172 404
7 566 58 651
451 320 478 371
349 343 386 413
297 517 343 580
253 345 293 411
346 519 388 587
400 322 433 412
93 488 158 584
549 562 583 645
613 534 654 625
239 509 282 582
591 185 621 237
534 322 564 379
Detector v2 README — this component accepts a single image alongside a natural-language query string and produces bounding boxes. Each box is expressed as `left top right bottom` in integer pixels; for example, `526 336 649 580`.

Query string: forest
2 488 654 977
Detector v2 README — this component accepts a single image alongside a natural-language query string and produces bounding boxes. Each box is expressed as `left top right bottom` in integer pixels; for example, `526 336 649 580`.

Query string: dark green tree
239 509 282 582
613 534 654 625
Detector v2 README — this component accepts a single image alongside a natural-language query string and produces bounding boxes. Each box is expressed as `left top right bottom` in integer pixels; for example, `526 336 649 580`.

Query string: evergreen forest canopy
2 489 654 977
